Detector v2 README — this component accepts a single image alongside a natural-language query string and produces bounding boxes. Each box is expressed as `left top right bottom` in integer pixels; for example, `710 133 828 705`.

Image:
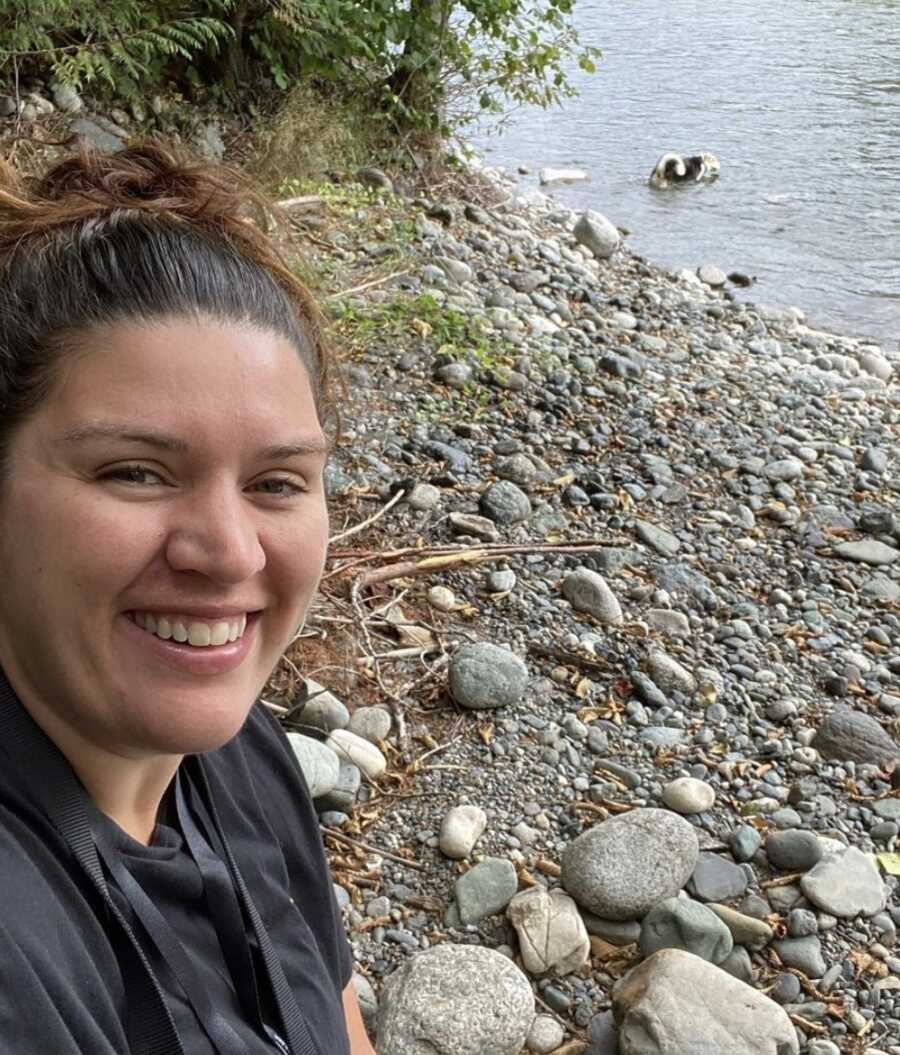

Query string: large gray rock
800 846 887 918
506 886 590 976
377 944 534 1055
766 830 823 872
613 949 798 1055
286 732 340 798
834 539 899 565
561 808 699 921
562 568 624 625
639 898 733 964
689 853 750 903
449 642 528 710
811 705 898 768
573 209 620 259
299 678 350 732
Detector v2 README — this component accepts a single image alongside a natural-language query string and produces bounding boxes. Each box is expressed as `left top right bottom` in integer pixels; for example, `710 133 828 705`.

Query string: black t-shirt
0 695 352 1055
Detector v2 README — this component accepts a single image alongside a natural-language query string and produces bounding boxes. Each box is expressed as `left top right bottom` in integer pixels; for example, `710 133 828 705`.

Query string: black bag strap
190 758 321 1055
0 672 184 1055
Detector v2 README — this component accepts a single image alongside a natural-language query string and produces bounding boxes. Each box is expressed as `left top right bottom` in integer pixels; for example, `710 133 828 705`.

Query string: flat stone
646 609 691 638
697 265 727 288
449 642 529 710
562 568 624 625
729 825 762 863
507 886 590 976
440 805 487 859
561 808 699 921
766 829 824 872
377 944 533 1055
772 935 827 978
325 729 387 780
581 913 642 946
689 853 750 903
612 949 798 1055
639 897 733 964
835 540 900 565
646 652 696 695
800 846 887 918
286 732 340 798
449 512 499 541
455 857 519 924
635 519 681 557
811 705 899 768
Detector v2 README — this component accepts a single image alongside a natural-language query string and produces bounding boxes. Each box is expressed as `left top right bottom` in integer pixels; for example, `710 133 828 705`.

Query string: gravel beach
279 158 900 1055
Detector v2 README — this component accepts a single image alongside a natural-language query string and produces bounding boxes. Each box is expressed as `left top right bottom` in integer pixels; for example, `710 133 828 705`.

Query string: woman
0 140 375 1054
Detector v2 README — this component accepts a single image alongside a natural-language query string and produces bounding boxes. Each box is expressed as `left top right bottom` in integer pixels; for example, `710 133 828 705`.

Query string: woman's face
0 317 329 760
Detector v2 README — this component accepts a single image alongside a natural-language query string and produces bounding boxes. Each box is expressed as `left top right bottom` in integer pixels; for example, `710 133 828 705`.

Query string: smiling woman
0 143 374 1055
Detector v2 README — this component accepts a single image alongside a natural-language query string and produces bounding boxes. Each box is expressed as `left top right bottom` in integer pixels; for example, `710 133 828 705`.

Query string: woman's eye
103 465 165 486
251 477 305 498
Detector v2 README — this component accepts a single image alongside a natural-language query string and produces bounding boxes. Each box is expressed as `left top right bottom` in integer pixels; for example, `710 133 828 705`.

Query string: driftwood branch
321 827 425 871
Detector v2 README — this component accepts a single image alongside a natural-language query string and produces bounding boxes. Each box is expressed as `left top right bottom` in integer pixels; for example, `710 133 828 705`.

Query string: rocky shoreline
284 159 900 1055
5 91 900 1054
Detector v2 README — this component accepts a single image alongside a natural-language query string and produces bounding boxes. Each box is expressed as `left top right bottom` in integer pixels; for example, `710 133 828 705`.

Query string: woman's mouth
131 611 248 647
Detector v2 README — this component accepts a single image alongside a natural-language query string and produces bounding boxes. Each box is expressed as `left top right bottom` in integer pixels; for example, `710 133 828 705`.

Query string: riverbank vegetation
2 0 598 161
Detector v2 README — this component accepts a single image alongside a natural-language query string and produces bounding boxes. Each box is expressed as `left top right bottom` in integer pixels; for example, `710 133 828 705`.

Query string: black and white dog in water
649 152 720 189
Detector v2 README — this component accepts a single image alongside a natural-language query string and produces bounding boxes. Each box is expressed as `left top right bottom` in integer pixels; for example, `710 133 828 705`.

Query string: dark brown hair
0 139 334 472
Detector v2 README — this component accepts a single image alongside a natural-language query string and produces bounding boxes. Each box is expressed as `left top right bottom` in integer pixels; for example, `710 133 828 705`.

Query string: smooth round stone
561 808 699 921
766 829 824 872
449 642 529 710
639 897 733 964
646 651 696 695
488 569 517 593
770 972 802 1005
325 729 387 780
298 678 350 732
348 705 392 743
697 264 727 287
439 805 488 859
406 482 442 511
662 777 716 815
526 1015 564 1054
480 480 533 525
286 732 340 798
562 568 624 625
428 585 456 611
730 825 762 862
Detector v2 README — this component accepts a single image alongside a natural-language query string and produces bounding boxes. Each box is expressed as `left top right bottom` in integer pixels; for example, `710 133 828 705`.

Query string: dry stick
273 194 323 210
357 644 441 666
325 270 410 302
330 536 630 564
528 642 614 673
321 827 425 871
328 489 405 546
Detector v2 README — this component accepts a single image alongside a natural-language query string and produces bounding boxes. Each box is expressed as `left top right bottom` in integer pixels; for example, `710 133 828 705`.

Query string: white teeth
187 623 211 647
133 612 248 647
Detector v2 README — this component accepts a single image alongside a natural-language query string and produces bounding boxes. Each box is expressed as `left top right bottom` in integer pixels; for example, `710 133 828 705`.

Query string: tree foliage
1 0 599 139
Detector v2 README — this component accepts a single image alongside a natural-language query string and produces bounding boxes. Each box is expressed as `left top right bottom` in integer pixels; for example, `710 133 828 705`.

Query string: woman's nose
164 486 265 584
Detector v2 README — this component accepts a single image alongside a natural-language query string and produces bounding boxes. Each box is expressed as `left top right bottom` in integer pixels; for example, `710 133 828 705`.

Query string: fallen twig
528 642 613 673
329 489 405 545
321 827 425 871
326 270 409 301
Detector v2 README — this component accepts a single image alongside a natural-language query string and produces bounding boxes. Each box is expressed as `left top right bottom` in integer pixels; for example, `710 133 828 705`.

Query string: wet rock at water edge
561 808 699 920
573 209 620 259
376 944 534 1055
612 949 798 1055
449 642 529 710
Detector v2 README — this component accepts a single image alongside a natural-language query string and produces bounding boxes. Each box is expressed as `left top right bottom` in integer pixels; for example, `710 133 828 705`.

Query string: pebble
689 853 750 902
561 568 624 625
455 857 518 924
766 829 824 872
448 642 529 710
645 651 697 695
427 585 456 611
662 776 716 814
439 805 487 859
525 1015 564 1054
348 705 392 743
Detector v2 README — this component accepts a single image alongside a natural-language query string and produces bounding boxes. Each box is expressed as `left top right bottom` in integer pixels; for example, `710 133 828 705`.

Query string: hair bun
32 138 251 223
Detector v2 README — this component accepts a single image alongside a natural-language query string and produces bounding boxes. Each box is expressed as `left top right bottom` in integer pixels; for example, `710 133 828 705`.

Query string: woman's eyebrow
56 424 329 459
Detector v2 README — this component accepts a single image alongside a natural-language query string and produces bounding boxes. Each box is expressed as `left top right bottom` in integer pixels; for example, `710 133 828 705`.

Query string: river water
474 0 900 344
